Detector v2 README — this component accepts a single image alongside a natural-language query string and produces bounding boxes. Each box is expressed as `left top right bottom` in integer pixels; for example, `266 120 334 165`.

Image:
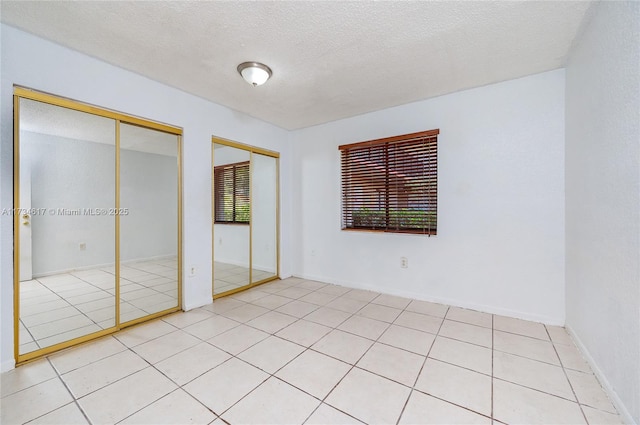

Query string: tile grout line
491 312 495 422
298 293 395 423
546 324 591 424
299 294 397 424
45 357 94 425
394 303 450 425
404 306 497 422
17 317 41 352
491 375 590 404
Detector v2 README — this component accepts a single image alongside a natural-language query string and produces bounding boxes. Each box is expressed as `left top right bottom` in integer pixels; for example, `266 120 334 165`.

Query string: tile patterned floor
2 277 623 425
213 262 276 295
19 258 178 355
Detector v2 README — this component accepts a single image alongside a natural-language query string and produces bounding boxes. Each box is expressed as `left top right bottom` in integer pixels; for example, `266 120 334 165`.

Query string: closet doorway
13 87 182 364
212 138 279 297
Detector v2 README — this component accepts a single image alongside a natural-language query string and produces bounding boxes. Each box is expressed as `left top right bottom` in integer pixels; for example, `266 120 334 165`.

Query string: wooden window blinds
214 161 250 224
339 129 438 235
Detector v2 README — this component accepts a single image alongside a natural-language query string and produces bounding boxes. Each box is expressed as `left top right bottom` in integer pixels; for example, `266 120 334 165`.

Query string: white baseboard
214 259 249 268
32 253 177 279
1 358 16 373
183 300 210 312
295 272 564 325
33 260 117 278
566 326 636 425
122 254 177 265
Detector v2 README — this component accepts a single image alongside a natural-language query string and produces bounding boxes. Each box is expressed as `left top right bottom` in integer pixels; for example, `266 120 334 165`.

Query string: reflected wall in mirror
119 124 179 323
251 153 278 284
213 143 251 295
17 98 116 355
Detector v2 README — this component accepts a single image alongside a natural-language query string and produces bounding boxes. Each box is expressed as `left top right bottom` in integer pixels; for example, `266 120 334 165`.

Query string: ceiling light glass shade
237 62 272 86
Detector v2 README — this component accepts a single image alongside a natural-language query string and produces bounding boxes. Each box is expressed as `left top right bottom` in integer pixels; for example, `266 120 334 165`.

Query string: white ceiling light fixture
237 62 272 86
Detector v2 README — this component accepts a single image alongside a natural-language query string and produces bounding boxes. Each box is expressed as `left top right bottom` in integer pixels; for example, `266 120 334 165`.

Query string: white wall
292 69 566 324
120 148 178 263
565 2 640 423
0 25 292 371
22 131 116 275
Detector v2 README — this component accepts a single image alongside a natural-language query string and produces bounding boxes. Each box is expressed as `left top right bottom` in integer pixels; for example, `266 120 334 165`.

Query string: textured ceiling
1 1 592 130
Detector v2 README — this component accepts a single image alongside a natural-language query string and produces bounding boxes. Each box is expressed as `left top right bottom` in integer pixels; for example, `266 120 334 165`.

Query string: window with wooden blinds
214 161 250 224
339 129 438 235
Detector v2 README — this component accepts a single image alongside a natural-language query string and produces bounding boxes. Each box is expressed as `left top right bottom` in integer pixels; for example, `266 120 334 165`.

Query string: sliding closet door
14 88 183 364
16 98 117 356
119 123 180 323
211 137 279 298
250 153 278 284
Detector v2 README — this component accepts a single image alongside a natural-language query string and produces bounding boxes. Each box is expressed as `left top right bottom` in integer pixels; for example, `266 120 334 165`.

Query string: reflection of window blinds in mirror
214 161 250 224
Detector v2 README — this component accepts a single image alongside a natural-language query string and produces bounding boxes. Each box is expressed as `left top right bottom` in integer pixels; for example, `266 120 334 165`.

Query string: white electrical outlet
400 257 408 268
189 265 196 277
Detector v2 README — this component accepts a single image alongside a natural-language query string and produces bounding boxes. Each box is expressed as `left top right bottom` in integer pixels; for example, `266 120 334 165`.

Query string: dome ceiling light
237 62 273 86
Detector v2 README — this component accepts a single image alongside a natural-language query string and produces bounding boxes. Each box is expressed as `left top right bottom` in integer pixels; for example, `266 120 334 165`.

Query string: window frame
339 129 439 236
213 160 250 225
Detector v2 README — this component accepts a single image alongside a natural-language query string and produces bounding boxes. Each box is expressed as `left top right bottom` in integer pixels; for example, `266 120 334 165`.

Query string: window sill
341 227 437 236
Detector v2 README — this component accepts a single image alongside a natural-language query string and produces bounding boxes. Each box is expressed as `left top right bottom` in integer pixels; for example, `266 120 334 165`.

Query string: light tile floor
2 277 623 425
213 262 276 295
19 258 178 355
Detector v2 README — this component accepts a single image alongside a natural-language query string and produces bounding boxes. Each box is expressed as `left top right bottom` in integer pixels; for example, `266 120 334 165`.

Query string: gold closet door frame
13 86 184 365
211 136 280 299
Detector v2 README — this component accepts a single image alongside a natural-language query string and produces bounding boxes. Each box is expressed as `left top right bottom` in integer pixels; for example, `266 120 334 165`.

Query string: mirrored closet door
212 138 279 298
120 124 180 323
250 153 278 284
16 98 117 356
14 88 182 364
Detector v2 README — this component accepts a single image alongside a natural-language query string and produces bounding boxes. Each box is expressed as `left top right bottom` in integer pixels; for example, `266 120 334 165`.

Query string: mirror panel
213 143 251 295
119 123 180 322
251 153 278 284
18 98 116 355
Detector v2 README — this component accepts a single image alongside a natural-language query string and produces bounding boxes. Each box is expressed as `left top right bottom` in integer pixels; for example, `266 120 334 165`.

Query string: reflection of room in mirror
17 98 180 356
213 261 275 295
212 143 278 297
19 257 178 355
119 121 179 319
250 153 278 284
213 143 252 295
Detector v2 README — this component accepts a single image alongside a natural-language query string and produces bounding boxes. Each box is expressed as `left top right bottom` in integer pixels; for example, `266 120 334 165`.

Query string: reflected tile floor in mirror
2 277 623 425
213 261 275 295
19 257 178 354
